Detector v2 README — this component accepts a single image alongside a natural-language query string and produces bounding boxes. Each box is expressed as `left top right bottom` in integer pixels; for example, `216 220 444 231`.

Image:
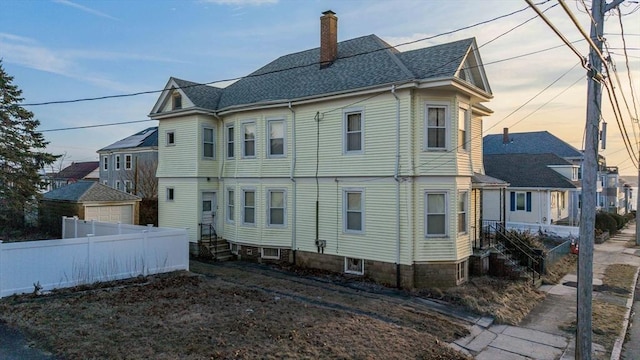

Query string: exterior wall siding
157 115 203 178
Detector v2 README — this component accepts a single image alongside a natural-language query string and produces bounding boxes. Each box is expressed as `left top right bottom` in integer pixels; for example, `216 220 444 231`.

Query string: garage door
85 205 133 224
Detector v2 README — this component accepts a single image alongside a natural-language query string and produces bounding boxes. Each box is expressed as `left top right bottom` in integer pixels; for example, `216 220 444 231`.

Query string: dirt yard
0 261 472 359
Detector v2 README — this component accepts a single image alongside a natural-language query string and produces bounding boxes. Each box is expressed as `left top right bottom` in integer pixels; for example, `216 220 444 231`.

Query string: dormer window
172 91 182 110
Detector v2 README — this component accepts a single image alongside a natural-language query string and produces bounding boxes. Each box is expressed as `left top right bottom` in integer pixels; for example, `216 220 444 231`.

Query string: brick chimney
503 128 509 144
320 10 338 68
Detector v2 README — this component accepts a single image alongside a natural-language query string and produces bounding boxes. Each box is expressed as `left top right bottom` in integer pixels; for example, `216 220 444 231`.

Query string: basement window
230 243 240 255
261 247 280 260
344 257 364 275
457 260 468 283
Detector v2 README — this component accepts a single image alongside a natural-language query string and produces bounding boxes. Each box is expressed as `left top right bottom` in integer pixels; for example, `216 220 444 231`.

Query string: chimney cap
322 10 336 16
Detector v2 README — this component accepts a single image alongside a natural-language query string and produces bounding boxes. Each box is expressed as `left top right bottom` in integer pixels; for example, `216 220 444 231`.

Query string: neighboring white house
148 11 495 288
483 153 581 230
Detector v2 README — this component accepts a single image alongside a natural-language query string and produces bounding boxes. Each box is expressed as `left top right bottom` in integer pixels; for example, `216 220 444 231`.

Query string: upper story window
242 122 256 158
458 107 468 151
425 103 448 150
166 130 176 146
203 127 215 159
458 191 468 234
425 192 447 236
344 109 363 154
115 155 121 170
125 154 132 170
343 189 364 233
267 119 285 157
510 191 532 212
172 91 182 110
103 156 108 170
166 187 175 201
115 180 122 191
226 124 235 159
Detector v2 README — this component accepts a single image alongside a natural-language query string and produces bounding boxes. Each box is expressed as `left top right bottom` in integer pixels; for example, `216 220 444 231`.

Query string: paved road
0 321 55 360
622 278 640 360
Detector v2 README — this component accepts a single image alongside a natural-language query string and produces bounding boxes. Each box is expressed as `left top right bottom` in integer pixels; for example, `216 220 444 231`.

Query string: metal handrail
491 224 543 282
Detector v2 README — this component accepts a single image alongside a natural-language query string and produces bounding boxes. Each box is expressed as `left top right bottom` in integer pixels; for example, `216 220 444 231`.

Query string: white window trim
424 101 450 151
343 188 365 234
103 156 108 171
344 257 364 275
102 180 108 186
202 126 216 160
425 191 448 237
266 188 287 227
166 130 176 146
226 188 235 223
242 121 256 159
124 154 132 170
115 180 121 191
458 191 468 234
124 180 133 194
261 247 280 260
266 118 286 158
516 191 527 211
343 108 364 155
457 105 469 152
242 188 257 226
115 155 121 171
166 187 175 202
226 123 235 159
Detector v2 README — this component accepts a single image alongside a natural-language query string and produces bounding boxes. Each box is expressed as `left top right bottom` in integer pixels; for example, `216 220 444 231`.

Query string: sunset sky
1 0 639 175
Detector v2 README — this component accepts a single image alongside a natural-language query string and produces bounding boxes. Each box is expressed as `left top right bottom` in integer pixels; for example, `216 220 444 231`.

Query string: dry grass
442 277 545 325
603 264 638 293
542 253 578 285
0 264 471 360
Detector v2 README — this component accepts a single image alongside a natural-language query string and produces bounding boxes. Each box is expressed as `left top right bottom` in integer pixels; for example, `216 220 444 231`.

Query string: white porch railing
0 217 188 298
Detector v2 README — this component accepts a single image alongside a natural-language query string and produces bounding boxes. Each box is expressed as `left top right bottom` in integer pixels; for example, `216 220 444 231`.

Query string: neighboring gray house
484 153 581 227
97 127 158 198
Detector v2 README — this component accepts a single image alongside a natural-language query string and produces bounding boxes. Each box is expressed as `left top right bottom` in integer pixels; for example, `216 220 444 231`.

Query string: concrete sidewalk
450 222 640 360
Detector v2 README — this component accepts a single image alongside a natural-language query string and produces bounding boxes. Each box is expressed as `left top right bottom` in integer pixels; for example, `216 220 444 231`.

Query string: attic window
172 91 182 110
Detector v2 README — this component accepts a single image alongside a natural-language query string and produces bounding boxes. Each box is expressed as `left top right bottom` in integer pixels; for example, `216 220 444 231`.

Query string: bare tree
124 157 158 199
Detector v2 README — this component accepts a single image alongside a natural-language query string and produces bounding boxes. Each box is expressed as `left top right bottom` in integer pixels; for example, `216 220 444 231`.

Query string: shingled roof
55 161 99 180
43 181 140 202
151 34 485 114
483 131 583 159
484 153 580 189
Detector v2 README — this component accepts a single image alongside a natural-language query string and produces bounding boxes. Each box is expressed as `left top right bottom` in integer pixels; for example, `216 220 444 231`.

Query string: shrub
596 212 618 235
610 213 625 229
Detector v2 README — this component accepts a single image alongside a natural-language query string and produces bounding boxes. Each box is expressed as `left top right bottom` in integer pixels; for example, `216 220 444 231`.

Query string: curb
610 241 640 360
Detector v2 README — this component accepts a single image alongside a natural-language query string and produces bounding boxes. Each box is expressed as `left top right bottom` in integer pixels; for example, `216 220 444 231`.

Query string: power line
22 1 552 108
41 119 155 132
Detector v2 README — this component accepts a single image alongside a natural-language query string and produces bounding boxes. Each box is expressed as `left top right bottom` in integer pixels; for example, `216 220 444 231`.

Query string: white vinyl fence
0 217 189 298
507 222 579 239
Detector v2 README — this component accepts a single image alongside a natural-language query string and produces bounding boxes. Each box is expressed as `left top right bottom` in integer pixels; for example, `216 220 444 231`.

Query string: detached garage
40 181 141 237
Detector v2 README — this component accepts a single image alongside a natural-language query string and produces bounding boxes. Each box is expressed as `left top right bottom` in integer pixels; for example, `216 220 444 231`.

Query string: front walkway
451 222 640 359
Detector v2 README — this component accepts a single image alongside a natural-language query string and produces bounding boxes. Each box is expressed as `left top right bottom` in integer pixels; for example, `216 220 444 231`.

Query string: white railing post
87 234 94 283
74 216 79 238
62 216 67 239
142 230 148 276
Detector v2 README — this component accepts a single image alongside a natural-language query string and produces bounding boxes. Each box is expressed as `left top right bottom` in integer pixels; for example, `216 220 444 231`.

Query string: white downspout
288 102 297 264
392 85 401 288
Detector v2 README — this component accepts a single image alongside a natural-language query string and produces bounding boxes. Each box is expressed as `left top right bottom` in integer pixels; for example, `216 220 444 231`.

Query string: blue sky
1 0 639 175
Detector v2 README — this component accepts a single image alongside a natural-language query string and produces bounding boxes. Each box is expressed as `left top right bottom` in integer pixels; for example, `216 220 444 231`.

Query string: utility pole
578 0 625 358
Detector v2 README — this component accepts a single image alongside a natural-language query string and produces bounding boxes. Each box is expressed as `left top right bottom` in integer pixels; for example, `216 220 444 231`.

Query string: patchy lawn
0 261 471 360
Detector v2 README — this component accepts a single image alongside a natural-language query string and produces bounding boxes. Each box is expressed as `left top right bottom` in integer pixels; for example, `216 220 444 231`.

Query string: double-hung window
426 104 448 150
267 119 285 157
458 191 467 234
115 155 121 170
242 189 256 225
511 191 532 212
125 154 132 170
242 122 256 158
458 107 468 151
226 124 235 159
267 189 286 226
344 109 363 154
166 187 175 201
125 180 132 194
172 91 182 110
103 156 108 170
226 189 235 222
203 127 215 159
166 130 175 146
425 192 447 236
343 189 364 233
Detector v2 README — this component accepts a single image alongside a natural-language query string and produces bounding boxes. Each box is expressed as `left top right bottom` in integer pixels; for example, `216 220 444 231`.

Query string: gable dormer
149 77 222 118
456 44 490 94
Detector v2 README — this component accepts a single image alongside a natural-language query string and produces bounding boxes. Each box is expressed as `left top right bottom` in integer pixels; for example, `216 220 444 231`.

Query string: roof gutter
288 101 297 265
391 84 401 289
